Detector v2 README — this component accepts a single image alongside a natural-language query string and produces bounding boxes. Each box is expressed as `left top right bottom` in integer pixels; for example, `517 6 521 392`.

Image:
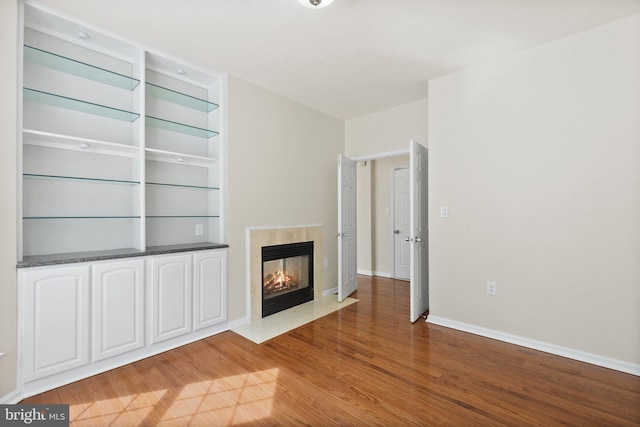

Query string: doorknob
405 237 413 242
415 237 422 242
394 230 400 234
334 232 342 237
343 233 348 237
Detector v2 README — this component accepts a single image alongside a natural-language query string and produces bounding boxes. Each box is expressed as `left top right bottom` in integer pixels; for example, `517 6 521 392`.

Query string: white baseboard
427 316 640 376
357 270 395 279
323 287 338 296
372 271 392 278
0 389 22 404
228 316 250 329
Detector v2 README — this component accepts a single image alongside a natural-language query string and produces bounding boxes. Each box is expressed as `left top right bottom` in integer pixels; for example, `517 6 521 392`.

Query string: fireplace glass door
262 241 313 317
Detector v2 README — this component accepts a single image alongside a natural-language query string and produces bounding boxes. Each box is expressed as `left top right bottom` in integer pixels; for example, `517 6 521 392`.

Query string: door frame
351 148 410 163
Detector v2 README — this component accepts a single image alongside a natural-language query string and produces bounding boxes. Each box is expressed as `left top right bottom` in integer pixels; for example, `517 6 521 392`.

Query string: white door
92 259 145 361
21 265 90 381
193 250 227 331
150 254 193 344
338 154 357 302
393 168 411 280
410 141 429 322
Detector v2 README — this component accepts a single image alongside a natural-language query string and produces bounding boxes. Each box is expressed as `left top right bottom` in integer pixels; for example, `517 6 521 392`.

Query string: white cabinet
149 254 193 343
91 259 145 361
21 265 90 382
19 249 227 395
193 250 227 331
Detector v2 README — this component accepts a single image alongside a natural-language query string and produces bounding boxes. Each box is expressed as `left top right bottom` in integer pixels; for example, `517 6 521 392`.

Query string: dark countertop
17 242 229 268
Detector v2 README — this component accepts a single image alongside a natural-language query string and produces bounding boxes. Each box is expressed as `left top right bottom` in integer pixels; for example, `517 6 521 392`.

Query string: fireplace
262 241 314 318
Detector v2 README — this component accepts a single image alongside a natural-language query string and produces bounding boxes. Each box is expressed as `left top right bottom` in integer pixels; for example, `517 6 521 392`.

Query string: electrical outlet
324 258 329 268
440 206 449 218
487 281 497 296
195 224 204 236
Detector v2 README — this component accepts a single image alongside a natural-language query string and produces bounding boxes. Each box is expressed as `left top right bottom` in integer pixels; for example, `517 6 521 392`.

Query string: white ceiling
36 0 640 119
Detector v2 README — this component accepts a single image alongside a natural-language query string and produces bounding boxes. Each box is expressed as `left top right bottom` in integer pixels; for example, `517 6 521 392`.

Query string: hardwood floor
23 275 640 426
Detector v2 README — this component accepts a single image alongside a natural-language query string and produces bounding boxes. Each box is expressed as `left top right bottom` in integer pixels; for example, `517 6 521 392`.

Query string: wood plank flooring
23 275 640 426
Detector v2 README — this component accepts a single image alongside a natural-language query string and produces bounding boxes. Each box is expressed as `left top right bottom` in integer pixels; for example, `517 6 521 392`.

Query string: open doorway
344 141 428 322
356 155 410 279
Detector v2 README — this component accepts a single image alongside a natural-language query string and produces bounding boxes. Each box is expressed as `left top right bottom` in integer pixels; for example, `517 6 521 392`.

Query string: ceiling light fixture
296 0 334 9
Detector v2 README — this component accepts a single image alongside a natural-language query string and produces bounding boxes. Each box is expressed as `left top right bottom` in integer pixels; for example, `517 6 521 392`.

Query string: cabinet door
150 254 192 343
21 265 90 382
193 250 227 331
92 259 144 361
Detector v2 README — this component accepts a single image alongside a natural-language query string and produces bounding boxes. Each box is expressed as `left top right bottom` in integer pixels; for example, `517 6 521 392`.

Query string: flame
263 270 299 294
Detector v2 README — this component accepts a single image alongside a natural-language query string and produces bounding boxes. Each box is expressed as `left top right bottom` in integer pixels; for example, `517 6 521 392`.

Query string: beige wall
0 0 18 400
226 76 344 321
345 98 427 158
428 14 640 364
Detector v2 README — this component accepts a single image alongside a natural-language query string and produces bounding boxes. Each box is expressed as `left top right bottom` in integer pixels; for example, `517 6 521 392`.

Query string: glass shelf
23 129 139 158
146 83 218 112
24 45 140 90
146 215 220 218
24 173 140 185
146 182 219 191
146 116 218 138
145 148 218 167
24 216 141 219
24 88 140 122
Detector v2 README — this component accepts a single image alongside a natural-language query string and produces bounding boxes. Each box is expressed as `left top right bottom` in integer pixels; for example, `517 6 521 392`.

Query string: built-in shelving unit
17 1 229 400
19 1 226 260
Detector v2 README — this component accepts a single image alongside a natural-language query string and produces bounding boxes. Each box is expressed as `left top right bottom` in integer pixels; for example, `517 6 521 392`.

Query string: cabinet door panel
193 250 226 330
92 259 144 361
22 266 90 382
150 254 192 343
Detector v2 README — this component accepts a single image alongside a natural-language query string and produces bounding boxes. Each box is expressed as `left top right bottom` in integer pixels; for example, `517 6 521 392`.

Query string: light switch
440 206 449 218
